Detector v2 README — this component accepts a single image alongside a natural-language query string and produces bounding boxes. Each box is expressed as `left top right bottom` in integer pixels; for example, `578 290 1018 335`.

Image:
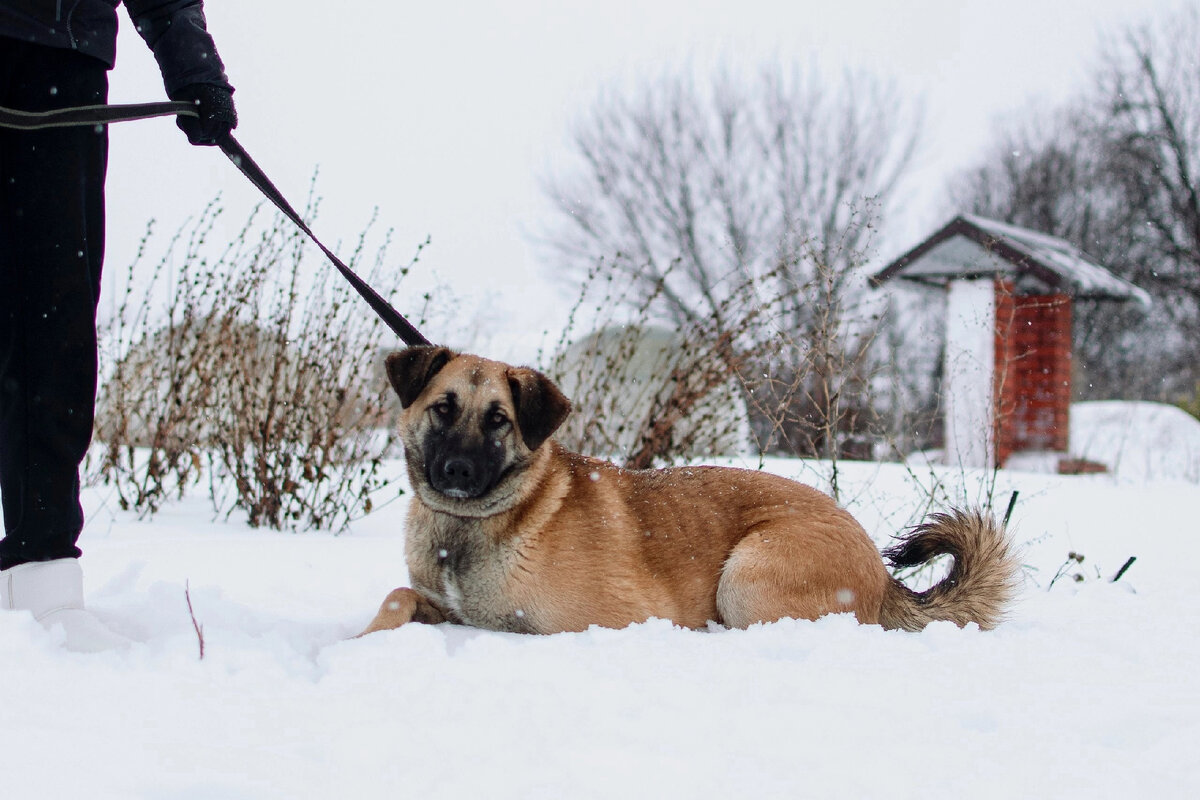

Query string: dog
359 346 1019 637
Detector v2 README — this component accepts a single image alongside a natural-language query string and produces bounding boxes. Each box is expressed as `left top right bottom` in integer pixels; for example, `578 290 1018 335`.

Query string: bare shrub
542 219 885 495
740 221 888 500
542 261 759 468
94 190 433 531
94 201 229 514
744 251 883 460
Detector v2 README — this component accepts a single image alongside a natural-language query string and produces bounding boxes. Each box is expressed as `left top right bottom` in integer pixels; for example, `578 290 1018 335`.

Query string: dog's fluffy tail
879 509 1019 632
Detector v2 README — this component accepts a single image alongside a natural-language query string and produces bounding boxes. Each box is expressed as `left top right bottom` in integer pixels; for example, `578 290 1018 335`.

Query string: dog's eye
432 400 453 420
486 410 508 430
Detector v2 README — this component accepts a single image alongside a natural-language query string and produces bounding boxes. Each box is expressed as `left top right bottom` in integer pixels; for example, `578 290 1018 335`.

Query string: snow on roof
872 215 1152 306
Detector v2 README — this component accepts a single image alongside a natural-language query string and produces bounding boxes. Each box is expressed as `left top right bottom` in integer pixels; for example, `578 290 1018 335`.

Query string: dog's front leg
356 587 449 637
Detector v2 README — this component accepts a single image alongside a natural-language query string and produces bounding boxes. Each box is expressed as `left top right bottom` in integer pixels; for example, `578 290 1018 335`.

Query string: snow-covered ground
4 403 1199 799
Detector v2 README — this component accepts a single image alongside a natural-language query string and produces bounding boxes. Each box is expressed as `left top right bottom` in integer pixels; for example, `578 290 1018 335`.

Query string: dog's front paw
355 587 446 638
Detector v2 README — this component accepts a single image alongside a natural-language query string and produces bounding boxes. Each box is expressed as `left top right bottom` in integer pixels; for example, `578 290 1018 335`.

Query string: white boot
0 558 129 653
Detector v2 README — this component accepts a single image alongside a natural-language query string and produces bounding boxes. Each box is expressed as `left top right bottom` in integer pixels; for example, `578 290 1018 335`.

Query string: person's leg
0 41 108 571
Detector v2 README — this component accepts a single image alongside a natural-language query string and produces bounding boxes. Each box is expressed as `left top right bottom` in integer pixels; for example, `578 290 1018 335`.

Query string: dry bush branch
542 214 887 486
94 187 436 531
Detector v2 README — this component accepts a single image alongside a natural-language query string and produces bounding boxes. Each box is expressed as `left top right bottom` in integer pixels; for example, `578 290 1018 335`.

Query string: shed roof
871 215 1151 306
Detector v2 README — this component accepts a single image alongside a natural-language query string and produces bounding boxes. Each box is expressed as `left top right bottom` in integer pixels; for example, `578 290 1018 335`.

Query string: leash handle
216 134 431 347
0 100 196 129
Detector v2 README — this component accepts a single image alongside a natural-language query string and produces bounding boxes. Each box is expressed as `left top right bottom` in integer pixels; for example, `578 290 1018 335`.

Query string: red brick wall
993 282 1072 465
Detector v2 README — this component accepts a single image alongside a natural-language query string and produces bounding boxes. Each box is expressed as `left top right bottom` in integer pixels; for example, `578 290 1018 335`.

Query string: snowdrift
2 403 1198 798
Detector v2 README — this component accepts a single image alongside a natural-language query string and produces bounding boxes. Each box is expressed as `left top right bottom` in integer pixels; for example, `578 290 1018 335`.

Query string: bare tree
949 5 1200 401
1100 8 1200 335
539 62 919 457
541 62 919 337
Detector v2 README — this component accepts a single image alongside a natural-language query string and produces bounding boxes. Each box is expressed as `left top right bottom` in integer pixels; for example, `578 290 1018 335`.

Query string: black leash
215 134 429 345
0 100 430 347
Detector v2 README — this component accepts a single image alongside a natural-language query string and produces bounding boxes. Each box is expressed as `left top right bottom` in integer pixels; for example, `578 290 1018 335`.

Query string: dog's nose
442 458 474 483
429 451 494 499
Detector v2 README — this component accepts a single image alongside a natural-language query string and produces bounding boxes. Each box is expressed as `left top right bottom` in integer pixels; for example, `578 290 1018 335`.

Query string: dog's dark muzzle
426 441 504 500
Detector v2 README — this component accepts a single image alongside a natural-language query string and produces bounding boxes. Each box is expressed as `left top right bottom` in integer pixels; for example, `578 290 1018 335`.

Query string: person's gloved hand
170 83 237 146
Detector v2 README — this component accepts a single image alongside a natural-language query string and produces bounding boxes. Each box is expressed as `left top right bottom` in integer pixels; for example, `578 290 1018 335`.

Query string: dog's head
386 346 572 514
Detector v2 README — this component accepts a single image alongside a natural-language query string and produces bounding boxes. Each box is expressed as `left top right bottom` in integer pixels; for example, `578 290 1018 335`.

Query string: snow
1000 401 1200 484
1070 401 1200 484
4 404 1200 798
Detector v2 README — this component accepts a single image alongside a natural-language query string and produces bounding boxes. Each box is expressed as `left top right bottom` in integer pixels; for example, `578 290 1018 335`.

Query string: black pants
0 41 109 570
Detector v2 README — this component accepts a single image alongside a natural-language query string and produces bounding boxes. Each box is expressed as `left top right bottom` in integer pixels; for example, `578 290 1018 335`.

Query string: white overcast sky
100 0 1180 358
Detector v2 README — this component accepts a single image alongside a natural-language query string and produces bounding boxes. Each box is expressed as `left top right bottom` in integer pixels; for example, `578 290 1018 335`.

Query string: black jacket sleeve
123 0 232 95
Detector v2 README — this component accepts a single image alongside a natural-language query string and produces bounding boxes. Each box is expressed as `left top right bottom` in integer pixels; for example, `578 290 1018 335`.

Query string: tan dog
360 346 1019 636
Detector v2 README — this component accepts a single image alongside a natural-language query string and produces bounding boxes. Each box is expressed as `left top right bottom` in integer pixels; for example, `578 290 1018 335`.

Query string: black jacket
0 0 231 94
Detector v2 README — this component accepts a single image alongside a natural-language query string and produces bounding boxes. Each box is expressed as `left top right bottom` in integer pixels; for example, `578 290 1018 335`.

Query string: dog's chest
408 518 535 633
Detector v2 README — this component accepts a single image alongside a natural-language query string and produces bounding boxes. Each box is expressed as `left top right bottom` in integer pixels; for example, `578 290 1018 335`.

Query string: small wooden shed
872 215 1149 468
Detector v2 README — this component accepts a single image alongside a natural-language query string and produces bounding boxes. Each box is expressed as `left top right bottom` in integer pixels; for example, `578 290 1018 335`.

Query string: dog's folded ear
386 346 456 408
506 367 572 452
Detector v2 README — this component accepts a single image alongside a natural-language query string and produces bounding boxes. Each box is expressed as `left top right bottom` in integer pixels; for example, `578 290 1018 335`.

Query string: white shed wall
944 279 995 469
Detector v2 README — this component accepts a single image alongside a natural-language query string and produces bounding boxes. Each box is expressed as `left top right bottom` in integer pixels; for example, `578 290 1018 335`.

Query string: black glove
171 83 237 146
